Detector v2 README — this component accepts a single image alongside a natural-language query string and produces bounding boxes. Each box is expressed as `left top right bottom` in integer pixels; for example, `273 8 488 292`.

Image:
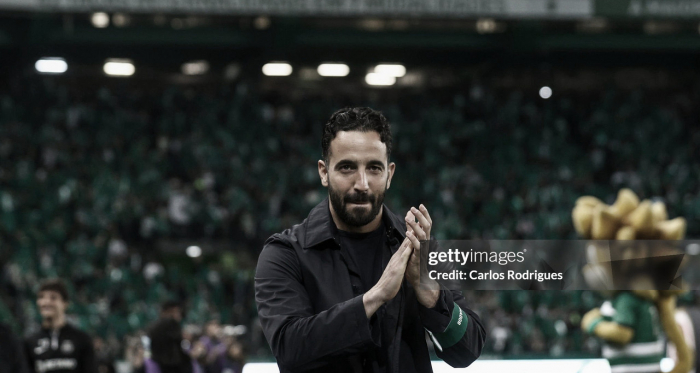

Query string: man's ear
386 162 396 189
318 160 329 187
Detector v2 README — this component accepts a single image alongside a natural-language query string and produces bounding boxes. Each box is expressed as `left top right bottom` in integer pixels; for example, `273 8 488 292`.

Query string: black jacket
255 199 485 373
24 323 97 373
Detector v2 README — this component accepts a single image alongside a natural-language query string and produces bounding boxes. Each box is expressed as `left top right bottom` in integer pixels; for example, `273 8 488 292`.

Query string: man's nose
354 169 369 191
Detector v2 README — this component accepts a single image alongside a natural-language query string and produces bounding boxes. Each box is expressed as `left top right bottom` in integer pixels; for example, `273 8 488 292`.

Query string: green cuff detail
432 304 468 349
587 317 604 334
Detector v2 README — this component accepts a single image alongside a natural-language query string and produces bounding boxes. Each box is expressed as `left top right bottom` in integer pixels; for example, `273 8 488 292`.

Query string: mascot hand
581 308 602 334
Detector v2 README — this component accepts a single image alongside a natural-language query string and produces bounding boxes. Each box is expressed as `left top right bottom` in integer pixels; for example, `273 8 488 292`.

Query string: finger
400 246 412 266
405 211 415 234
406 230 421 250
391 238 411 261
419 204 432 226
410 206 432 237
405 216 426 240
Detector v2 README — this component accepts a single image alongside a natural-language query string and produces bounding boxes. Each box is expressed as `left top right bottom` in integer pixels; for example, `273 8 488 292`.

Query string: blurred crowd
123 302 248 373
1 68 699 369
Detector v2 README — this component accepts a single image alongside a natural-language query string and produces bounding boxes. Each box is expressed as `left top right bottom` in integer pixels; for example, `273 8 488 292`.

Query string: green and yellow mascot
573 189 693 373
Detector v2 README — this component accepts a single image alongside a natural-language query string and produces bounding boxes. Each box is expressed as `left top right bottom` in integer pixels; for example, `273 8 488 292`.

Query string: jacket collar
303 198 406 250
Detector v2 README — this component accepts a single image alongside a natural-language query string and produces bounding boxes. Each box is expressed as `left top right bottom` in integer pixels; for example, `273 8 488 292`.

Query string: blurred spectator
124 335 145 373
0 321 30 373
93 337 116 373
142 318 202 373
160 300 185 323
218 340 246 373
198 319 227 371
23 279 97 373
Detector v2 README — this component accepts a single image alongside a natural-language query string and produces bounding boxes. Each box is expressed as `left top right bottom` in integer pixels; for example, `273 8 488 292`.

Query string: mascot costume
573 189 694 373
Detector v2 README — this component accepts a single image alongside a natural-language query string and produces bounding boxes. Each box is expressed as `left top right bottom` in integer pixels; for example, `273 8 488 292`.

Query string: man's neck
329 204 384 234
42 315 66 330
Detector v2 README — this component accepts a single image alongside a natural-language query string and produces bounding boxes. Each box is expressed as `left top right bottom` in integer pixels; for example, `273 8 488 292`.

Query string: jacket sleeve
418 288 486 368
417 239 486 368
255 234 380 371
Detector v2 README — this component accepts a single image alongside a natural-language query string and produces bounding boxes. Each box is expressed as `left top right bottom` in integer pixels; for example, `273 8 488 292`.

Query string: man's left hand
405 204 440 308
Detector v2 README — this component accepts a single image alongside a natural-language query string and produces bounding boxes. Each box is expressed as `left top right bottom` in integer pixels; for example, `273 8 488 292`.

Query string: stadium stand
1 67 699 370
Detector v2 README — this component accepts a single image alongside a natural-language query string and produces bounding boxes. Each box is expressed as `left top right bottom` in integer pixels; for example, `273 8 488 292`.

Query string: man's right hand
363 237 413 318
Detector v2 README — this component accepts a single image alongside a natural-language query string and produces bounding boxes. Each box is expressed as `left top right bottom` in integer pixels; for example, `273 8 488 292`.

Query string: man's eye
370 166 382 172
340 165 352 171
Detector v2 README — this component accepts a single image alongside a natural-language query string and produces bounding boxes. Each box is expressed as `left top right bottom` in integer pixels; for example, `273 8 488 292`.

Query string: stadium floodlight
35 58 67 74
476 18 498 34
112 13 130 28
91 12 110 28
365 72 396 86
539 86 553 99
374 64 406 78
317 63 350 77
186 246 202 258
262 62 293 76
182 60 210 75
103 59 135 77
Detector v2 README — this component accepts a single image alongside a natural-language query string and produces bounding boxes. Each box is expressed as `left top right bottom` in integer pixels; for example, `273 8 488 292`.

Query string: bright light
660 358 675 372
103 59 135 77
35 58 67 74
186 246 202 258
365 72 396 86
262 62 292 76
224 63 241 80
91 12 110 28
254 16 271 30
182 60 209 75
112 13 129 27
687 243 700 255
374 64 406 77
476 18 498 34
539 86 553 99
317 63 350 77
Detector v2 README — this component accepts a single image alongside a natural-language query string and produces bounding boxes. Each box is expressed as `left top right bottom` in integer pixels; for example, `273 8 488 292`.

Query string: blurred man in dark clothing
160 300 184 322
142 318 202 373
24 278 97 373
0 322 30 373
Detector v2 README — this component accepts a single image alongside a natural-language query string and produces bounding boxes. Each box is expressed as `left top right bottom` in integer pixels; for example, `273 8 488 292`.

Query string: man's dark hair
321 107 392 165
161 300 182 313
38 278 69 302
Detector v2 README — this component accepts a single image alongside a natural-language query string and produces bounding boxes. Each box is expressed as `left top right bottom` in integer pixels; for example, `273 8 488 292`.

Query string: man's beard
328 181 386 228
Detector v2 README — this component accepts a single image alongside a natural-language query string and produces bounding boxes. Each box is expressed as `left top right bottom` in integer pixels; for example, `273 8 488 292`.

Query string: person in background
124 335 146 373
93 336 116 373
0 321 30 373
24 278 97 373
160 300 185 323
143 318 203 373
218 339 246 373
199 319 226 372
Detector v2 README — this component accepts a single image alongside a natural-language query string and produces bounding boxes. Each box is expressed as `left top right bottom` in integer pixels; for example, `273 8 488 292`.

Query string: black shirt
337 223 386 294
24 323 97 373
336 222 418 373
